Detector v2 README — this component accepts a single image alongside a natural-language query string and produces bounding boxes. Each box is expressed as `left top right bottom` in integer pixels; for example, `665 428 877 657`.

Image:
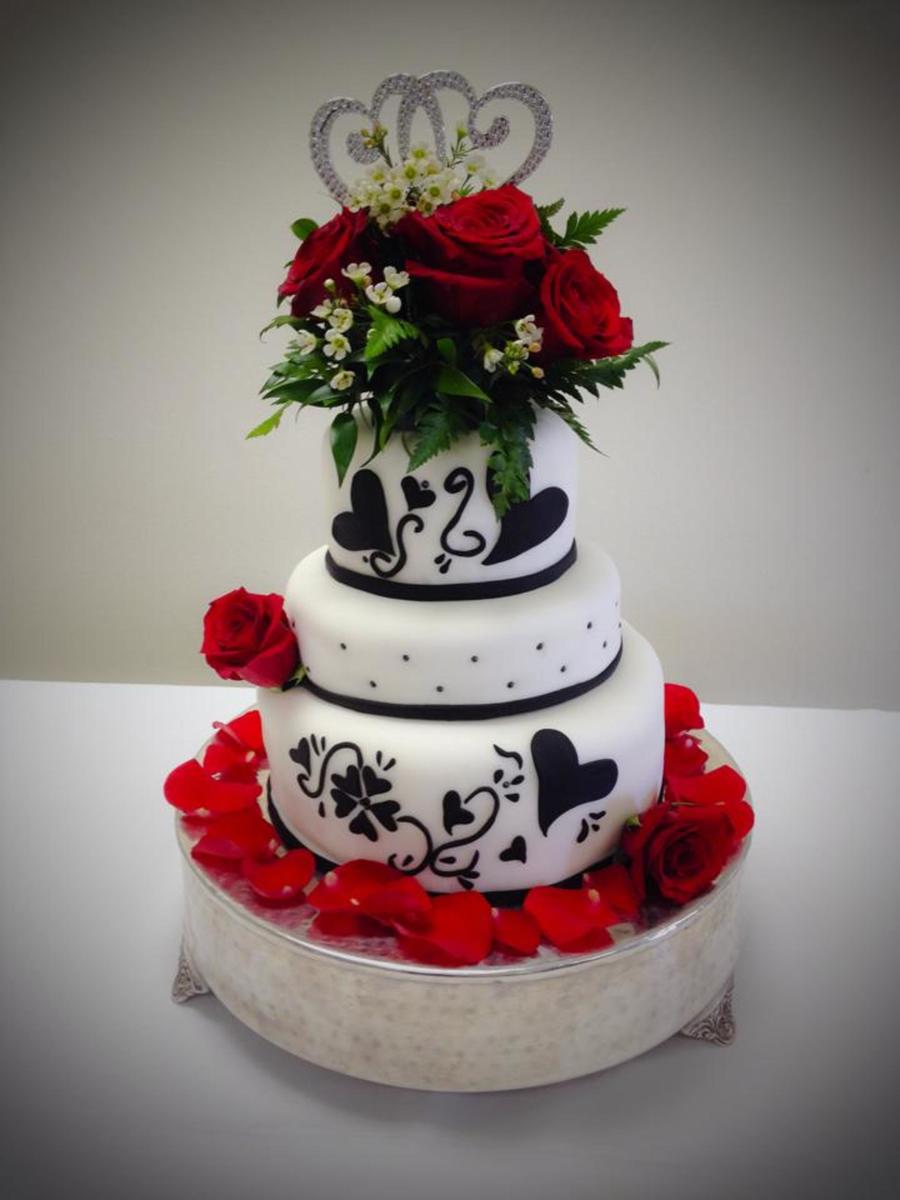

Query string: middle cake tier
286 541 622 714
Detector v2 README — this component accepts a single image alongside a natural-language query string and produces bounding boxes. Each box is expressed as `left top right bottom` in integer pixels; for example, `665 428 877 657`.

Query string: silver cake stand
173 730 748 1091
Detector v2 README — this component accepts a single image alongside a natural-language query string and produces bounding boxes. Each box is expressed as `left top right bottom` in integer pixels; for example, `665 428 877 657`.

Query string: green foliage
290 217 318 240
364 307 420 361
253 201 667 514
329 411 358 484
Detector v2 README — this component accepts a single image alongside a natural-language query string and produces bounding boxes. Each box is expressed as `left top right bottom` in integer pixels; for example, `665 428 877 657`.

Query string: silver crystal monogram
309 70 553 203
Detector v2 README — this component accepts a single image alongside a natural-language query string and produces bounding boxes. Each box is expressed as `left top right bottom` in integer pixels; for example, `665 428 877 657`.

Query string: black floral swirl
368 512 425 578
439 467 488 559
288 737 522 888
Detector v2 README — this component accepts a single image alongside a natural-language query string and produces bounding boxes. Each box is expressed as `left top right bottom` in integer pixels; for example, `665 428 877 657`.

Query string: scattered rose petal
307 860 404 912
663 732 708 779
664 683 704 738
164 758 260 816
582 862 641 923
491 906 541 956
190 805 278 864
213 709 266 757
312 911 386 939
400 891 493 965
202 739 260 784
524 885 620 952
362 877 432 933
242 849 315 902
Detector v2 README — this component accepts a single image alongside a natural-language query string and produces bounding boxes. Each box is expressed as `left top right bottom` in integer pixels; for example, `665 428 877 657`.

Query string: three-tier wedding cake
260 410 664 894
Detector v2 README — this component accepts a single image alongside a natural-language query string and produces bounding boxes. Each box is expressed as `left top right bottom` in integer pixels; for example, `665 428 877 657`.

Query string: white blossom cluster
293 263 411 392
482 315 545 379
347 129 498 229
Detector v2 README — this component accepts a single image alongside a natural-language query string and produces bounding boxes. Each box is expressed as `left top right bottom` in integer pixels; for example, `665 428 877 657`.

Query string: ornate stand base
679 975 736 1045
171 730 748 1090
171 942 209 1004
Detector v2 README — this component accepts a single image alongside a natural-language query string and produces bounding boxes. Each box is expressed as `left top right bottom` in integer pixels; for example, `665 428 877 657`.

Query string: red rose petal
361 877 432 933
524 886 620 951
242 849 315 902
202 739 260 784
491 907 541 956
307 859 404 912
164 758 260 816
582 863 641 923
190 806 278 863
400 891 493 966
663 733 709 779
213 708 266 757
667 764 746 807
312 911 385 939
664 683 704 738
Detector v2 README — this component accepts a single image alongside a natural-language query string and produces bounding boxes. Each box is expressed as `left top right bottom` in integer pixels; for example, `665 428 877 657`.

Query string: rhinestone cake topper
309 70 553 203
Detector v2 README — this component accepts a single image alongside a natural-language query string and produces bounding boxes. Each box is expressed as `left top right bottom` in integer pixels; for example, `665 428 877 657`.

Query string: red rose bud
279 207 375 317
396 185 544 327
201 588 300 688
537 248 633 362
663 683 704 738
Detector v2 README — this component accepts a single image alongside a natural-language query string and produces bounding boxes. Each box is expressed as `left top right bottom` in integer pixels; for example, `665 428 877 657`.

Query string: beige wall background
1 0 898 708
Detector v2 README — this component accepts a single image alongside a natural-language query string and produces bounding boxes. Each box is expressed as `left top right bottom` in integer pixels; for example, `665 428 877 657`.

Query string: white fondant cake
260 624 663 893
260 414 666 893
326 408 577 590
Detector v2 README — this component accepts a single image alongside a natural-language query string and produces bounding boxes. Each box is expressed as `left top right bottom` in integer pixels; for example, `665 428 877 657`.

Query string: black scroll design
368 512 425 578
434 468 487 575
289 737 525 889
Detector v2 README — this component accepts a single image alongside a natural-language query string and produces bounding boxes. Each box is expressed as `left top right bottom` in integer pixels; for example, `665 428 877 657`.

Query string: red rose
201 588 299 688
396 185 545 326
537 248 633 361
278 208 373 317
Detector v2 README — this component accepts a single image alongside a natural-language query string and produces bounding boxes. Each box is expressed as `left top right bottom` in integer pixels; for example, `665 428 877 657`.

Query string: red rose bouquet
251 122 665 516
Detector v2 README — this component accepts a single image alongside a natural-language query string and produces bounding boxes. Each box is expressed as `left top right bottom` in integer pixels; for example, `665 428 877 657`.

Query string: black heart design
361 765 392 797
531 729 618 836
401 475 436 511
482 483 569 566
289 737 310 773
442 789 476 835
332 469 394 554
499 835 528 864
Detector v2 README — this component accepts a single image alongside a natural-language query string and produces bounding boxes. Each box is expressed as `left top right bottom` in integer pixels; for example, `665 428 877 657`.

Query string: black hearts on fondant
442 789 476 835
482 483 569 566
332 469 394 554
499 835 528 864
531 729 618 836
289 737 310 774
401 475 436 511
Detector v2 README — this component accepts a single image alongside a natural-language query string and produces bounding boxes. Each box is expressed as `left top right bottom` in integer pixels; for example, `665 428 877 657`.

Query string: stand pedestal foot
171 941 210 1004
678 974 735 1045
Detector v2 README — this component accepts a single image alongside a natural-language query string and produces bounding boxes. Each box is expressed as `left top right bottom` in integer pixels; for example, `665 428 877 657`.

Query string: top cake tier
325 409 577 597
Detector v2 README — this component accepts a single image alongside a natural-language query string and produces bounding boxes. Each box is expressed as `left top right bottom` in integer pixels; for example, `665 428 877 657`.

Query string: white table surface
1 679 898 1199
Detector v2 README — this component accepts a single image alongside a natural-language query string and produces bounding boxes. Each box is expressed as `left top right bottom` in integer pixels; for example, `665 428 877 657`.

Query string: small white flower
330 369 355 391
483 347 504 373
367 165 388 184
383 266 409 290
341 262 373 286
323 329 351 360
311 299 334 319
514 314 543 345
409 142 430 162
294 329 317 356
505 339 530 362
328 306 354 332
464 153 486 176
365 281 402 313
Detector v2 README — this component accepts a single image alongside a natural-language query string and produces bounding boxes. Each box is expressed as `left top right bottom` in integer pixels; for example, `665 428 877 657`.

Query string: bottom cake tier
259 623 664 893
